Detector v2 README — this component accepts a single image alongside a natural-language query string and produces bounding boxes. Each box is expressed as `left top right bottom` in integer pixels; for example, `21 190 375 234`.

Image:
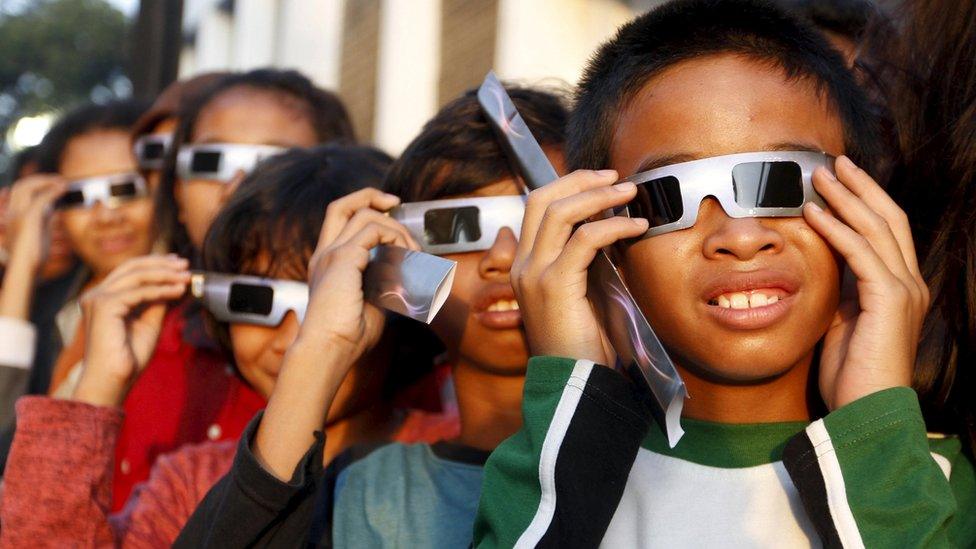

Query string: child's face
433 149 566 375
230 311 300 399
176 87 319 249
610 54 845 383
60 129 155 279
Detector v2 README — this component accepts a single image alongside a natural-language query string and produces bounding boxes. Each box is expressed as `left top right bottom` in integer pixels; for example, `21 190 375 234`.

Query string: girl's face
175 87 320 249
59 129 155 280
431 150 565 375
229 311 300 399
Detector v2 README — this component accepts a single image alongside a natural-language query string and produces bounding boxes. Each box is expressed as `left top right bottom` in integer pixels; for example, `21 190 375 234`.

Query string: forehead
60 129 136 179
609 54 846 176
193 86 319 148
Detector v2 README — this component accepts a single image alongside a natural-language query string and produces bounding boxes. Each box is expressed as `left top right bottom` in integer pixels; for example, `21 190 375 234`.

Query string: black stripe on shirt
783 429 844 548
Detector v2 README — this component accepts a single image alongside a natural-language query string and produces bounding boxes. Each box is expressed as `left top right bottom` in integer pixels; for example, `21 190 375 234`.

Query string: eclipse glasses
176 143 285 182
133 133 172 171
54 173 149 210
191 272 307 327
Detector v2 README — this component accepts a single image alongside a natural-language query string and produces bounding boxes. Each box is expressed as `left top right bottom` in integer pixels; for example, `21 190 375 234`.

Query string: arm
175 188 417 547
474 356 651 548
784 387 976 547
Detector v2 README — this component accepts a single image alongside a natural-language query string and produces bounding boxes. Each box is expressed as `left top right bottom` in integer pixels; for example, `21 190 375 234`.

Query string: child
52 68 358 508
475 1 975 547
173 86 568 547
0 145 445 547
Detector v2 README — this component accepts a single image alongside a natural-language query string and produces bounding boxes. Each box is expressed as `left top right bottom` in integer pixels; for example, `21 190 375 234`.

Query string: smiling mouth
707 288 787 309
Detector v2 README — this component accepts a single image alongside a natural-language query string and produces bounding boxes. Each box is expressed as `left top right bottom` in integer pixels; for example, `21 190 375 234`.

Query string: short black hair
569 0 881 173
202 144 441 395
203 144 389 280
778 0 876 42
384 85 569 202
36 99 149 173
157 68 357 257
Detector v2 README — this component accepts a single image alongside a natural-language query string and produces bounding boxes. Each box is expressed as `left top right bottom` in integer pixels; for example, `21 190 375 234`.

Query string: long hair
867 0 976 454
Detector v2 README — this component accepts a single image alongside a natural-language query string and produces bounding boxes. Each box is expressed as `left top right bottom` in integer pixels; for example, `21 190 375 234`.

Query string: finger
101 266 191 293
833 156 922 280
518 170 619 260
100 282 188 311
319 188 401 248
343 221 413 254
9 175 65 212
102 254 189 285
531 181 639 269
26 181 68 217
812 166 915 285
546 217 649 279
803 202 903 288
331 208 419 251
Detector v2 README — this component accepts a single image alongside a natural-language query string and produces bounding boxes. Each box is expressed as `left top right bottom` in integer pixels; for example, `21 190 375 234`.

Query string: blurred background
0 0 665 177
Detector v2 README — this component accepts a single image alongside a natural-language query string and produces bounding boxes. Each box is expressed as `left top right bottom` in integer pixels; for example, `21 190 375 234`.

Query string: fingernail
613 182 635 192
817 166 838 181
633 217 649 228
806 202 823 213
837 155 855 169
597 169 618 178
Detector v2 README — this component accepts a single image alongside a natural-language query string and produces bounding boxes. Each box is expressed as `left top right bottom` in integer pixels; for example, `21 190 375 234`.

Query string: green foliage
0 0 129 116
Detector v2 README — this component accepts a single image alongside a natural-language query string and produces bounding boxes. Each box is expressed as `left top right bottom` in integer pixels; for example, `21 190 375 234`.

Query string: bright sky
106 0 138 17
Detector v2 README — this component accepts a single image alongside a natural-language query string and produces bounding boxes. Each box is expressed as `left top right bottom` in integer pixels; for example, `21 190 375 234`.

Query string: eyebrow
194 137 294 148
631 142 824 174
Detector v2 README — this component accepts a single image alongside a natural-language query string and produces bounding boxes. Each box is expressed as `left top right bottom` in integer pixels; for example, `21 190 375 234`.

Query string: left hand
804 155 929 411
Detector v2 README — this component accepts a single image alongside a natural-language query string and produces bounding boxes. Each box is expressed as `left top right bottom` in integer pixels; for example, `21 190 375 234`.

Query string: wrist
72 368 129 408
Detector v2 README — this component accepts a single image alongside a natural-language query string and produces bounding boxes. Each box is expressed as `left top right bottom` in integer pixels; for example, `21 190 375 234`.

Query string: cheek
177 182 225 245
229 325 272 381
61 210 92 244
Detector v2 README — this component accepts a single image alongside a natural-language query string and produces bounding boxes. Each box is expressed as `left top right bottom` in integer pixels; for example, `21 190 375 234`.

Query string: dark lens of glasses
191 151 222 173
110 181 139 198
55 190 86 209
142 142 165 160
627 176 683 227
228 283 274 316
732 161 803 209
423 206 482 245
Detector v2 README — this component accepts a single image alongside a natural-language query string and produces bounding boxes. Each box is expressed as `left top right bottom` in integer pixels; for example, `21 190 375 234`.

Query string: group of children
0 0 973 546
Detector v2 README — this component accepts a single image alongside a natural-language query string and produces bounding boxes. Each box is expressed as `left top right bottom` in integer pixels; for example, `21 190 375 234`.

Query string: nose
698 198 784 261
270 311 301 354
478 226 518 279
92 201 125 225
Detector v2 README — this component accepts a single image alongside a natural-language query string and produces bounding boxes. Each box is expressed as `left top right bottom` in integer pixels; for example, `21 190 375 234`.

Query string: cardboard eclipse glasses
54 173 149 210
392 150 831 254
191 272 307 327
133 133 172 171
176 143 286 182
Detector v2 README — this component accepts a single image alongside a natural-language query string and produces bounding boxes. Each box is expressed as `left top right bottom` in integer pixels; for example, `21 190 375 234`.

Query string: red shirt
111 300 266 510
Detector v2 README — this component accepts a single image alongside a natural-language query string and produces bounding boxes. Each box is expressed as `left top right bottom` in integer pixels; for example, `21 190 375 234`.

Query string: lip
96 233 136 254
472 282 522 330
700 269 800 331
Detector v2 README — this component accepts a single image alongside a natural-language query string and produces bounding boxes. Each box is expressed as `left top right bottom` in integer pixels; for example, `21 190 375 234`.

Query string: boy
475 0 975 547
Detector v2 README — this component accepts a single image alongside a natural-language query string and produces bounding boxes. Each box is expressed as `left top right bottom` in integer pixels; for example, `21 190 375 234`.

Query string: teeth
730 293 749 309
487 299 520 312
713 291 781 309
749 293 768 308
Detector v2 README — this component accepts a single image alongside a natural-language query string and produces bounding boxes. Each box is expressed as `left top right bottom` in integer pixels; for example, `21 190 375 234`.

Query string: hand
72 255 190 407
296 188 418 365
0 176 67 320
512 169 648 365
804 156 929 411
2 174 66 271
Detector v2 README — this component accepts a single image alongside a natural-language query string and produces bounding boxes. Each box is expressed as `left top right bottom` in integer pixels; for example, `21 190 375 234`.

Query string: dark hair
202 144 439 395
157 68 357 258
866 0 976 454
777 0 876 42
569 0 881 172
36 99 149 173
203 144 387 281
384 85 569 202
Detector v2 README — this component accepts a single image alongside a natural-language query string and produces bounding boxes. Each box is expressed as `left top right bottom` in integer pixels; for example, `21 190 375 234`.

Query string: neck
678 351 815 424
452 359 525 451
322 402 396 464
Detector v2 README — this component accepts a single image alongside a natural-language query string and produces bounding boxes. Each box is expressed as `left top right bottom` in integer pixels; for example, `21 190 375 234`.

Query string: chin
680 345 809 384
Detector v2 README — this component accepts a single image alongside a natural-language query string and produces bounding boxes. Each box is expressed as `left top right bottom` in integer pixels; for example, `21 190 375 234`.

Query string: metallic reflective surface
190 271 308 327
391 195 525 255
363 245 456 324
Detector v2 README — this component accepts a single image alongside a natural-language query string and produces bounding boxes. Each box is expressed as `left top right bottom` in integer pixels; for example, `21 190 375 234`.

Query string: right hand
512 169 649 365
72 255 190 407
2 174 67 270
295 188 419 366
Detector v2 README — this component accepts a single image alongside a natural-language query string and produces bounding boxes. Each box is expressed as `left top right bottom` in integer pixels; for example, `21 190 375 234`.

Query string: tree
0 0 131 165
